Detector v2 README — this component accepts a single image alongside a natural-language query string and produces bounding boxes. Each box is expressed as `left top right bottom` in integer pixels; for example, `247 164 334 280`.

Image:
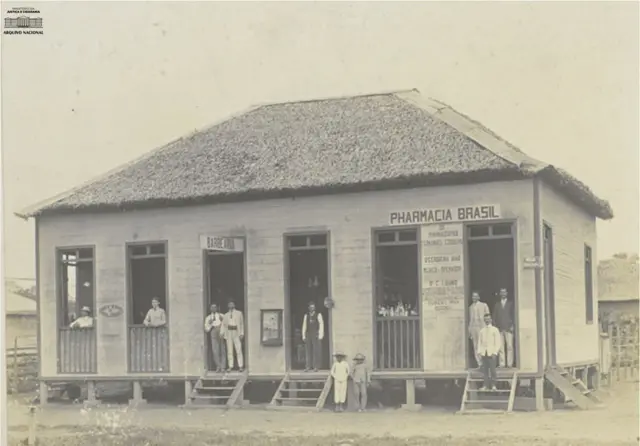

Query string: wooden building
18 90 613 411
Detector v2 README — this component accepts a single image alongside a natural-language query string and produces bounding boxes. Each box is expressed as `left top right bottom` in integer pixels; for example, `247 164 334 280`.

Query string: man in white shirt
70 306 94 329
330 352 350 412
143 298 166 327
468 291 490 368
221 301 244 372
204 303 226 372
302 302 324 371
477 313 501 391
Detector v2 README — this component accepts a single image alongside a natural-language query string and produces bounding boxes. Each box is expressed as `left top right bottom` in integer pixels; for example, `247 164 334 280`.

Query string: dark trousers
482 354 497 389
305 335 321 369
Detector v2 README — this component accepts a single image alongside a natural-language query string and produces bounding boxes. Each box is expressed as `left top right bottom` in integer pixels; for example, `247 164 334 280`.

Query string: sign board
389 204 500 226
200 235 245 252
421 223 467 371
98 304 124 318
420 224 465 312
523 256 543 269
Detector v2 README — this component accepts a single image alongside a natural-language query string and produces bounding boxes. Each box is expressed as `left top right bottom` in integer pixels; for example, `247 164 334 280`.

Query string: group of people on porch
204 301 245 372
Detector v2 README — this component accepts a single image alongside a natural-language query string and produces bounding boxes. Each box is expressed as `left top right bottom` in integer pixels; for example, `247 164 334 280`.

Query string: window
584 245 594 324
57 247 94 327
127 242 168 325
287 234 328 249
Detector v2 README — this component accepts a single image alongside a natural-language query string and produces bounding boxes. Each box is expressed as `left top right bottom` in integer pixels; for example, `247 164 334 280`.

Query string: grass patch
7 427 638 446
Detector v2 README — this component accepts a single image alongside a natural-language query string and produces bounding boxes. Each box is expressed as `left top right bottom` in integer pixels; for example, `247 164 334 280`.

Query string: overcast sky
2 1 638 278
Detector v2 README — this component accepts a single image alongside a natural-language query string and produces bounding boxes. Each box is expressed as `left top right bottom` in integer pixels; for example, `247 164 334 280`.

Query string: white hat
81 306 91 313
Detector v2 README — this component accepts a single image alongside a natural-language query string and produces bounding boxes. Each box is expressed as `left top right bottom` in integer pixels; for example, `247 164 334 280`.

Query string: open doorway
466 223 517 368
286 234 330 371
204 249 246 371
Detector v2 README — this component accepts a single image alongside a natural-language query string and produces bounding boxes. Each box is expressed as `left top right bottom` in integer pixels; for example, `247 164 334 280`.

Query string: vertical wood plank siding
128 326 169 372
58 328 97 373
375 317 421 369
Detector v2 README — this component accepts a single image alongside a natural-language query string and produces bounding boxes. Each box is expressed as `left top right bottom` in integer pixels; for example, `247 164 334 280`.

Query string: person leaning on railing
143 298 167 327
69 306 94 329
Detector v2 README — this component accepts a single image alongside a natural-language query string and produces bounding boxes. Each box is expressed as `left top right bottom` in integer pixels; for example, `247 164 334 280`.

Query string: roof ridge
393 91 547 173
251 88 419 109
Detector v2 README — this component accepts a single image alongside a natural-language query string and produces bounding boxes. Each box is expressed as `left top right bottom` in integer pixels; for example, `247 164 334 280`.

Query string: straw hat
81 306 91 314
354 353 365 361
333 351 346 357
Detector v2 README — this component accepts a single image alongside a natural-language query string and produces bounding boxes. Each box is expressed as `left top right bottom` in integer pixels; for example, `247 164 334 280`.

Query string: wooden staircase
268 372 332 411
188 370 248 408
545 366 602 410
458 370 518 414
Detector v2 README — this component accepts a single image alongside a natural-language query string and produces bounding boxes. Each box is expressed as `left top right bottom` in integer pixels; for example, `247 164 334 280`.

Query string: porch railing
128 325 169 373
375 317 421 370
58 327 97 374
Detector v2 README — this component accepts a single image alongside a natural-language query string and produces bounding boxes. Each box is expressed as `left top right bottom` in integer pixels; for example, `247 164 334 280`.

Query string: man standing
221 301 244 372
204 303 226 372
302 302 324 372
477 313 501 391
492 288 515 368
468 291 490 367
143 298 166 327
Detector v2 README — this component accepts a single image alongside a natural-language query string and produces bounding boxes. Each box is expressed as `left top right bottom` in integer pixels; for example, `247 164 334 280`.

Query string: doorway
543 223 557 365
204 250 246 371
466 222 517 368
285 234 331 371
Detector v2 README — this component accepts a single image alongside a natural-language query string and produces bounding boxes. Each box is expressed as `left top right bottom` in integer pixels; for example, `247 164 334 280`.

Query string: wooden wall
38 179 541 377
540 182 599 366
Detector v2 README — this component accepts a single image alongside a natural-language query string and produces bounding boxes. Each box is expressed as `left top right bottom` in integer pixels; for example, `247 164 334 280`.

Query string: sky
1 1 639 279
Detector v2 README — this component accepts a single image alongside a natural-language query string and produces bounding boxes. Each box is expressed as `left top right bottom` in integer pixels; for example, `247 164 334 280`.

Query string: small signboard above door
200 235 245 252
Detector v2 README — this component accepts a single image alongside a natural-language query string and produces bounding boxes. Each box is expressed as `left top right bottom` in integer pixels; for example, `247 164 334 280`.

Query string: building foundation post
400 379 421 411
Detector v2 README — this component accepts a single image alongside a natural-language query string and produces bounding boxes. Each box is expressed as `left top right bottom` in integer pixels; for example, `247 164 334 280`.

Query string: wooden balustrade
128 325 169 373
58 327 97 373
375 317 421 370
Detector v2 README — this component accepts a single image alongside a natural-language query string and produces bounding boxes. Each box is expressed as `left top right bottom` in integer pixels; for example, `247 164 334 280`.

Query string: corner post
38 381 48 406
534 377 545 411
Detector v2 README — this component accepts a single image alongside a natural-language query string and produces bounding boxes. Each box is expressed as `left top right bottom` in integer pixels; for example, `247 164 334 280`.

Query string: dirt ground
6 382 639 445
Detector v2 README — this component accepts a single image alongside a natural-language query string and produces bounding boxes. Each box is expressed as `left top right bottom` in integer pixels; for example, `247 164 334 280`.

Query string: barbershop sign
200 235 245 252
389 204 501 226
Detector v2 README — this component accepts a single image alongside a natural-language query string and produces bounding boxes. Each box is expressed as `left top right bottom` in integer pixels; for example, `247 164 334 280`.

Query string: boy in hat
70 306 93 329
351 353 370 412
330 352 350 412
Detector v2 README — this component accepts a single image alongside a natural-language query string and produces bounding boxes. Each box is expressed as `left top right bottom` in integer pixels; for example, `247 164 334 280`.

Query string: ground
6 382 639 446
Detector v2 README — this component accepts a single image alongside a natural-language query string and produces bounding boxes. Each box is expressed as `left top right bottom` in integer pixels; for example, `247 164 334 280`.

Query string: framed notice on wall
260 309 283 346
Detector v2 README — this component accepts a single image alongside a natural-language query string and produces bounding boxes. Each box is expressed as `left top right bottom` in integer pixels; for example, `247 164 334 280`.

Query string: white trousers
469 327 482 366
334 379 348 404
226 330 244 369
499 331 514 367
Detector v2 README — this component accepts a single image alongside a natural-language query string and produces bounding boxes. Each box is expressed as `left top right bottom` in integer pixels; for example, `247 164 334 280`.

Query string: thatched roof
17 89 612 219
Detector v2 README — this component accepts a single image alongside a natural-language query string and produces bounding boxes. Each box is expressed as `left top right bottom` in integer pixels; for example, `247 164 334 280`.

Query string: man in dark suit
492 288 515 368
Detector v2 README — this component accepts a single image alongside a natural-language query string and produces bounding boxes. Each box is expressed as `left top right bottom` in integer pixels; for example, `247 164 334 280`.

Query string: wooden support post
290 381 298 403
579 367 588 386
84 381 100 408
400 379 420 411
38 381 48 406
129 381 147 407
534 377 545 411
592 365 600 390
184 380 193 406
12 338 19 394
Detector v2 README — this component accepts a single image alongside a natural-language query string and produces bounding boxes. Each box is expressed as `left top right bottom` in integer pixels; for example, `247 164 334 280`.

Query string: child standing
351 353 370 412
330 352 350 412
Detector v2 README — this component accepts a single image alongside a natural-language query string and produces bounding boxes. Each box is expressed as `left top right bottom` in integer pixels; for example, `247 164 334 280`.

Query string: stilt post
400 379 421 411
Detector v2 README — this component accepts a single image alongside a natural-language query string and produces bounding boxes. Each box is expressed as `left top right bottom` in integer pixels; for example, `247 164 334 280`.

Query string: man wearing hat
70 306 94 329
330 351 350 412
351 353 370 412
